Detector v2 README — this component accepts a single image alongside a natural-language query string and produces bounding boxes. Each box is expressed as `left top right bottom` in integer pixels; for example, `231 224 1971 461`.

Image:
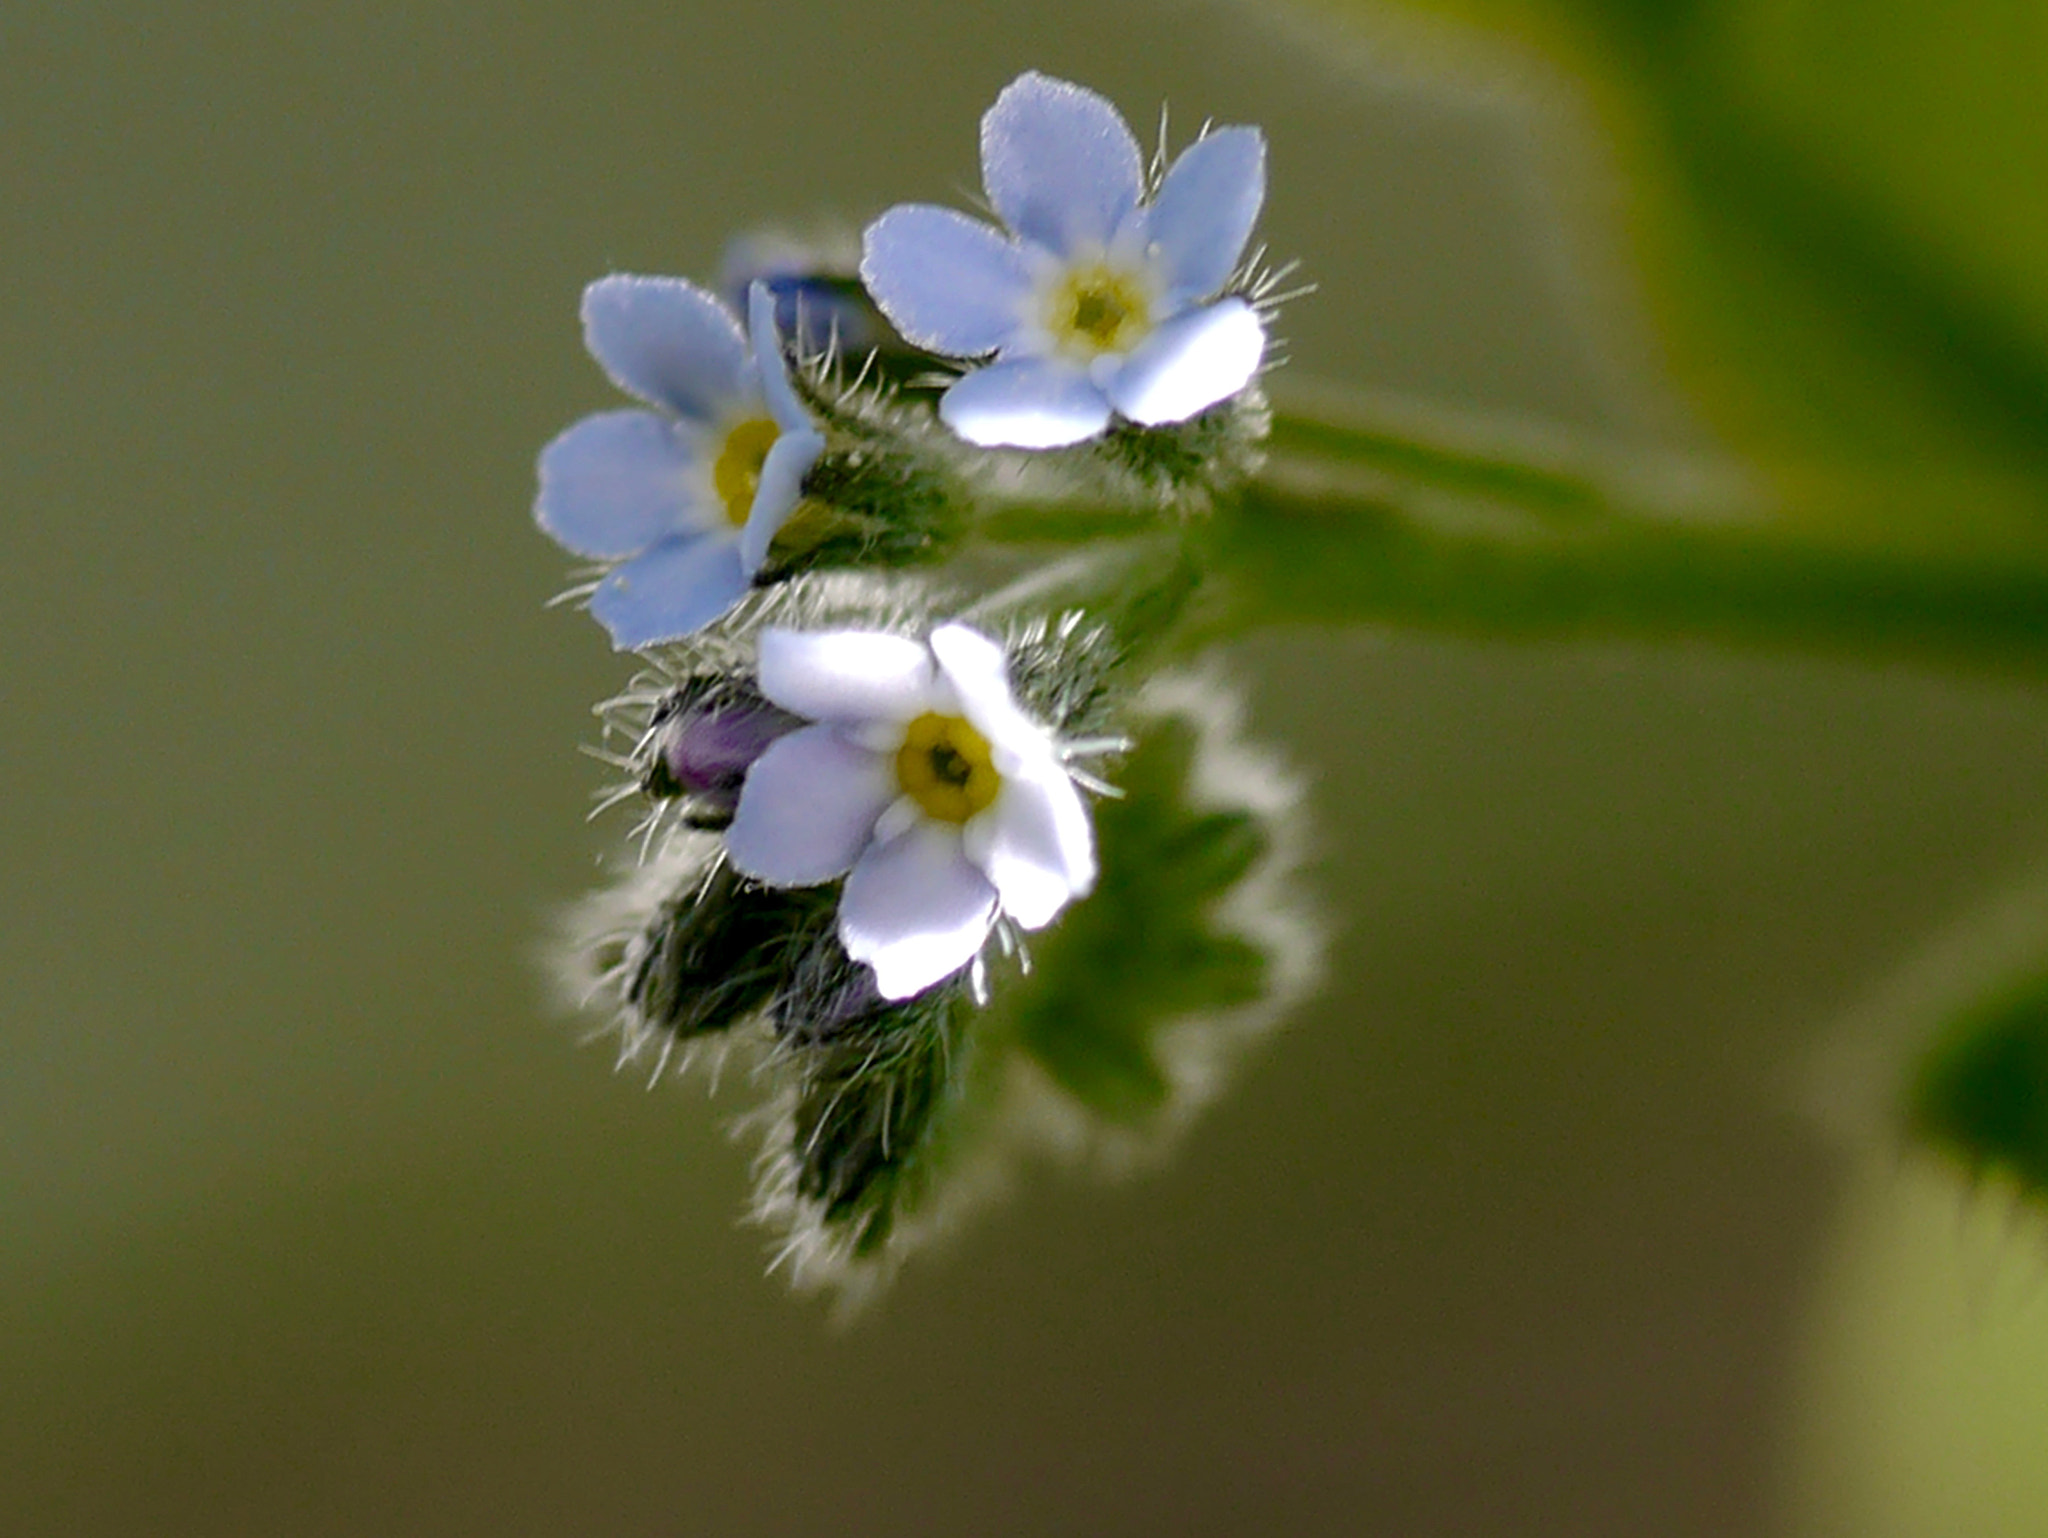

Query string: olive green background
7 2 2048 1533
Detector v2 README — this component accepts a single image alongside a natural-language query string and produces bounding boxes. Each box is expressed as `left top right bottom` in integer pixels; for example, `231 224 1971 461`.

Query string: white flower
535 278 825 649
860 71 1268 449
725 623 1097 999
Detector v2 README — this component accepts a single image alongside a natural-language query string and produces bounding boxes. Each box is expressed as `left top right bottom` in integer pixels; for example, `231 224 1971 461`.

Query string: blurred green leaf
985 718 1271 1125
1294 0 2048 505
1704 0 2048 408
1669 0 2048 473
1910 968 2048 1195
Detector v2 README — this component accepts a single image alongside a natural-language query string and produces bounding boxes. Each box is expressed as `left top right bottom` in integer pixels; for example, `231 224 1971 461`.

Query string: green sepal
788 990 970 1256
623 861 835 1041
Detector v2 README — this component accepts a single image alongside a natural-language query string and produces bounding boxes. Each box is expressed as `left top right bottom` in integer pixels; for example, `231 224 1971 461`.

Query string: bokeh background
8 1 2048 1533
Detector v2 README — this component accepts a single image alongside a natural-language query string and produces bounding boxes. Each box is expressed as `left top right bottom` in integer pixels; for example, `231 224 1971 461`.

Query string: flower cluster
536 73 1309 1304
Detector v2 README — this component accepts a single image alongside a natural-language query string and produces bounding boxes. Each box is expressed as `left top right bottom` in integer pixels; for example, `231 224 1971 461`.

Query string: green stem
1205 425 2048 677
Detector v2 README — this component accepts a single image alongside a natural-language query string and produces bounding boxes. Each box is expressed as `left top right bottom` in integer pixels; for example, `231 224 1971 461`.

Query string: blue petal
581 275 752 422
1147 127 1266 306
535 410 702 560
738 426 824 573
1106 298 1265 426
727 725 896 886
756 628 934 725
587 534 749 650
929 623 1039 759
841 821 999 999
964 754 1095 930
860 205 1033 356
981 72 1144 256
939 356 1112 448
748 280 812 433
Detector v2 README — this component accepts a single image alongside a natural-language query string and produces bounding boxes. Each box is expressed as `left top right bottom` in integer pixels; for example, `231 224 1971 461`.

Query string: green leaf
1910 968 2048 1195
1657 0 2048 473
1291 0 2048 506
1705 0 2048 403
983 717 1273 1125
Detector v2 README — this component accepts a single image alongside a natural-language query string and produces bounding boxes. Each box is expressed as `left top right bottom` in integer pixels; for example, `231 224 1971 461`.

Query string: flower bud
773 935 899 1044
720 230 928 381
641 681 803 814
621 858 834 1043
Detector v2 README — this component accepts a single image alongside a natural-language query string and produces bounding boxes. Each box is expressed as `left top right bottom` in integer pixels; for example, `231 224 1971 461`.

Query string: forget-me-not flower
536 278 825 649
726 623 1097 1000
860 71 1268 449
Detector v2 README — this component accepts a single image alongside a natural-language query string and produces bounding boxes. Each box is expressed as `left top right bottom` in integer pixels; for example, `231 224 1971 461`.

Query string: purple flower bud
642 684 802 812
775 954 890 1043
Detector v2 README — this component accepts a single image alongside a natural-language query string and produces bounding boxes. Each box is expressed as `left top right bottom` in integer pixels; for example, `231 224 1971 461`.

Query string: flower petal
840 821 999 999
981 72 1144 255
726 724 896 885
1148 127 1266 305
582 275 752 422
587 534 748 650
939 356 1112 448
964 755 1096 930
929 623 1039 760
1105 297 1265 426
757 628 934 723
535 409 703 560
859 204 1033 356
737 426 824 574
747 279 813 433
927 622 1009 698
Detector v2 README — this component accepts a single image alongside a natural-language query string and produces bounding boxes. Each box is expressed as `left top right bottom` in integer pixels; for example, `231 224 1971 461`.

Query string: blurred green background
7 1 2048 1533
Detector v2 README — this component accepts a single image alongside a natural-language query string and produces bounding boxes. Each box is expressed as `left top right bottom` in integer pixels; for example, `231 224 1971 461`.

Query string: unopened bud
641 682 802 812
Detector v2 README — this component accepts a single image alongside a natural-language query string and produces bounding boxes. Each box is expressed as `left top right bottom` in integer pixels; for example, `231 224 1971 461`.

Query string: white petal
840 821 999 999
587 534 748 650
535 409 703 559
939 356 1112 449
965 756 1096 930
860 205 1033 356
757 628 934 723
1148 127 1266 304
928 622 1009 694
981 71 1144 255
1105 297 1265 426
747 280 813 433
581 276 751 421
929 623 1040 762
726 725 894 885
737 426 824 574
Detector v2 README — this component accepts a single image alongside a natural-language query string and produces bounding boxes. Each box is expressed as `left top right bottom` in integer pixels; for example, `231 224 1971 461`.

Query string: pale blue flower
726 624 1096 1000
860 71 1268 449
536 278 825 650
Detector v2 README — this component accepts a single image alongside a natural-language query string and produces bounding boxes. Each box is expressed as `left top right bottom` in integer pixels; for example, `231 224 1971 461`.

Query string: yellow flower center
894 711 1001 824
712 416 781 528
1045 263 1152 357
